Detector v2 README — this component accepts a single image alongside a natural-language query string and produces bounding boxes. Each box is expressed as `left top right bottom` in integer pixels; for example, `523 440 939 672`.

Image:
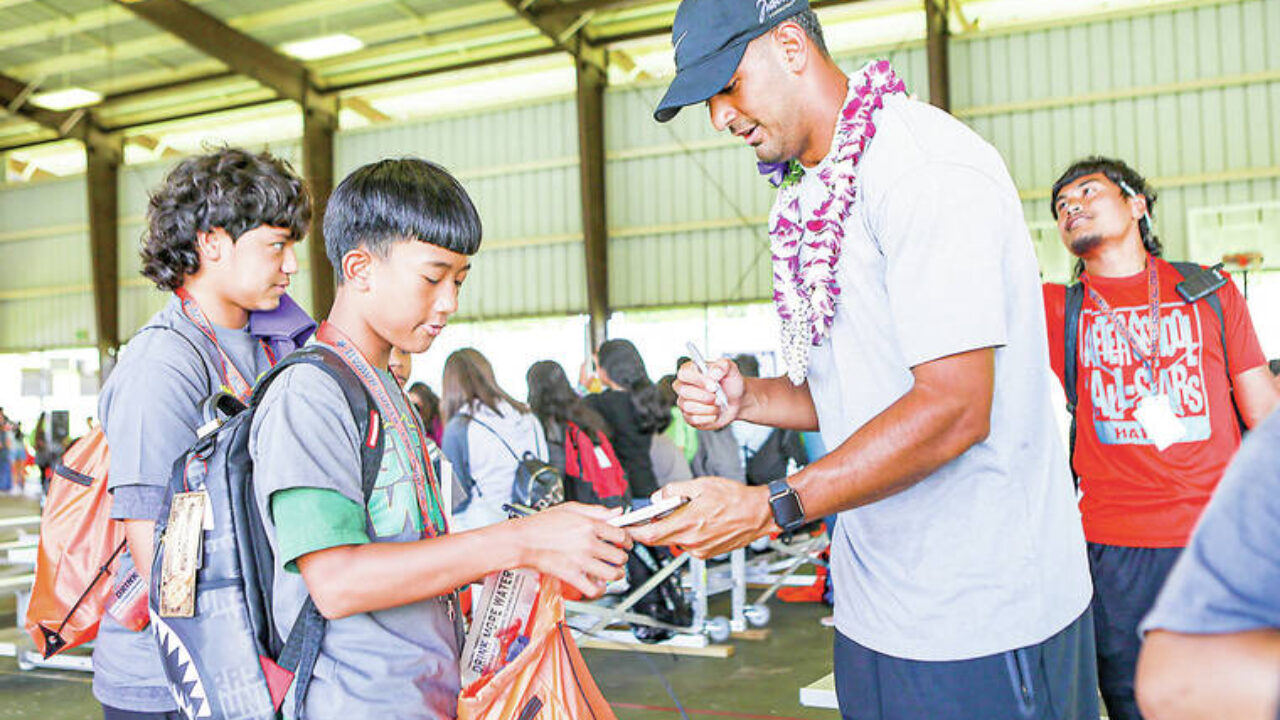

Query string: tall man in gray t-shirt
631 2 1095 718
96 148 316 719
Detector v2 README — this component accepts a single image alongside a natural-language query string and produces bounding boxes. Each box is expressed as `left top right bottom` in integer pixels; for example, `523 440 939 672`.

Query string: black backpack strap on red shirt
1063 261 1238 486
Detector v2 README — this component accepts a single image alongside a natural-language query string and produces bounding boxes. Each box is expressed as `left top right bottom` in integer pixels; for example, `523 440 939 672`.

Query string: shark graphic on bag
149 346 382 720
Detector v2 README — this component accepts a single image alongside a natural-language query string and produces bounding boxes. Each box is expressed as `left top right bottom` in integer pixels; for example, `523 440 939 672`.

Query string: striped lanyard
174 288 275 403
1081 259 1162 390
315 322 448 538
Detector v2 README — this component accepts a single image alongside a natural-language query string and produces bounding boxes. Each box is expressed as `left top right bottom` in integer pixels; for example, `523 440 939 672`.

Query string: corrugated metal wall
337 99 584 320
0 175 93 351
954 0 1280 281
2 0 1277 350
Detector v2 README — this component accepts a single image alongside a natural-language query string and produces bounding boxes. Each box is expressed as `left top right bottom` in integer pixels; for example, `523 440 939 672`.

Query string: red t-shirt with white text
1043 258 1266 547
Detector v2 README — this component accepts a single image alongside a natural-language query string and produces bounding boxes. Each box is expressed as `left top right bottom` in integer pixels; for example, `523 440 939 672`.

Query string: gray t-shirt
96 297 270 711
806 94 1092 660
1141 409 1280 637
250 358 461 720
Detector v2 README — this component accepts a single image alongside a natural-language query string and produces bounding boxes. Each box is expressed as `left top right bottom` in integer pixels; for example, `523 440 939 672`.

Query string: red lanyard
315 322 447 538
175 288 275 403
1081 259 1162 385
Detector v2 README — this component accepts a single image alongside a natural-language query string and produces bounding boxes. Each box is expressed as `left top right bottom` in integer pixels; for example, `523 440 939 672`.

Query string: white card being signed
1134 394 1186 451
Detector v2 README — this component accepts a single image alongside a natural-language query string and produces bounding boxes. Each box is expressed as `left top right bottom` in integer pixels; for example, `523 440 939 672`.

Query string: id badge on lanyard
316 322 449 538
1084 261 1186 451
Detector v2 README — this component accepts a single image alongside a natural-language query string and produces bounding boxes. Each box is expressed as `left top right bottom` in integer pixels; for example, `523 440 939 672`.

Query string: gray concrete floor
0 492 840 720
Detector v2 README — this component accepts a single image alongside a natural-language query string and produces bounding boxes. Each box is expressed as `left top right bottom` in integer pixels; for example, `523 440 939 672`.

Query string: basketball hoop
1221 251 1263 270
1221 251 1263 299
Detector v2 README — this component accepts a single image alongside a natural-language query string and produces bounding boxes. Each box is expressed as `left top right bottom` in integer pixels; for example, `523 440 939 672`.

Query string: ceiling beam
342 96 392 123
534 0 668 21
1 0 874 152
6 156 55 181
0 72 87 138
114 0 332 116
502 0 607 71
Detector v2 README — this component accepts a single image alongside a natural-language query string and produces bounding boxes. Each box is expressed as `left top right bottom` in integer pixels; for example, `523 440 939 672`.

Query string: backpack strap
1062 283 1085 414
466 415 527 462
1062 282 1085 487
443 415 479 507
1169 262 1230 379
249 346 384 717
1169 261 1244 431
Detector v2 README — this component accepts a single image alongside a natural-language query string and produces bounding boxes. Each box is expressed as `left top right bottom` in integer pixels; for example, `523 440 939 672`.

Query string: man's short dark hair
141 148 311 291
1050 156 1162 259
324 158 482 283
787 9 828 56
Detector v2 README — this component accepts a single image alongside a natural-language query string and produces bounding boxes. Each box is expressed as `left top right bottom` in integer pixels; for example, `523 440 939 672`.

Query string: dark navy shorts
833 607 1099 720
1088 542 1183 720
101 706 182 720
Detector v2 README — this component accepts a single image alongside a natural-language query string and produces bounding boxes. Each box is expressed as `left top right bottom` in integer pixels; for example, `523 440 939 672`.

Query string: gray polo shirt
804 95 1092 660
250 358 462 720
96 297 271 711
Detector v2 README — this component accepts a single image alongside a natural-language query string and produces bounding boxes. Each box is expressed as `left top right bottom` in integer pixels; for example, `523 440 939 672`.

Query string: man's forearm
738 376 819 431
788 349 994 519
1138 629 1280 720
1235 366 1280 429
122 520 156 583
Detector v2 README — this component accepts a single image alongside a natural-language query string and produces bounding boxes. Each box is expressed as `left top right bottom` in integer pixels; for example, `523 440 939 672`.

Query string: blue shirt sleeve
1141 410 1280 636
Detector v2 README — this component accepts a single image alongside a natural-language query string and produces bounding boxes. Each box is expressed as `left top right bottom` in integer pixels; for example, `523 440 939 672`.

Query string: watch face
770 487 805 531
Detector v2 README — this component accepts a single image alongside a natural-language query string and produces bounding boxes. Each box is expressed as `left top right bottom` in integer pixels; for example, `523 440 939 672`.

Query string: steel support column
85 129 123 378
303 105 337 319
576 60 609 348
925 0 951 111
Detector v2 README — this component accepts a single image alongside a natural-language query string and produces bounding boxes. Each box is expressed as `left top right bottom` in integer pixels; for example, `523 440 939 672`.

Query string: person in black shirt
587 339 669 502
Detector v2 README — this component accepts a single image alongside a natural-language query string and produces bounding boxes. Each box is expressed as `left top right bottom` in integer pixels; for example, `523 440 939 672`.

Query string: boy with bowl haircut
249 158 629 720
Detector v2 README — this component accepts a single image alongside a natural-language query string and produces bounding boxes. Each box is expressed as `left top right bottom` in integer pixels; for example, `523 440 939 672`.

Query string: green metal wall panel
3 0 1280 349
958 0 1280 274
336 97 584 320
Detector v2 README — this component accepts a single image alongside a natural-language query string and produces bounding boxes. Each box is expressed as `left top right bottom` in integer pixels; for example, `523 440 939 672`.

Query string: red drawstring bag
459 576 616 720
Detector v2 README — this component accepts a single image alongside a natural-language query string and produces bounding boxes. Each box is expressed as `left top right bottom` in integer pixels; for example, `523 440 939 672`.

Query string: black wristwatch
767 479 806 534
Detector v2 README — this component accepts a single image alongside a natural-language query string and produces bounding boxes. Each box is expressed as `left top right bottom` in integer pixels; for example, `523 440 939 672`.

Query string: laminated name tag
1134 394 1186 452
159 491 207 618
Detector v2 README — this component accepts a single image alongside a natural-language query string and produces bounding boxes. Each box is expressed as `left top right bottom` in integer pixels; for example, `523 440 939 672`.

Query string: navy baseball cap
654 0 810 123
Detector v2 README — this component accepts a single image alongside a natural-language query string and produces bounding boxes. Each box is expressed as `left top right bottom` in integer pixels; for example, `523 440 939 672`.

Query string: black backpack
148 346 382 720
452 415 565 511
1062 261 1237 484
743 429 808 486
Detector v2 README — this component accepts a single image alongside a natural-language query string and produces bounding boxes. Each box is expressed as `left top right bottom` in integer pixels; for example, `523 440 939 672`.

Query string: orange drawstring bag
25 429 140 658
458 576 616 720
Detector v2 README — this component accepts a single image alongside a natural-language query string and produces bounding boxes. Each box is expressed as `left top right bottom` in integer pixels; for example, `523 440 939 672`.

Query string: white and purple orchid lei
763 60 906 385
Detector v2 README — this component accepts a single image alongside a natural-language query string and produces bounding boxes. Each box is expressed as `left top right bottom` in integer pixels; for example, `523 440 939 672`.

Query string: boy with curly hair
95 147 316 719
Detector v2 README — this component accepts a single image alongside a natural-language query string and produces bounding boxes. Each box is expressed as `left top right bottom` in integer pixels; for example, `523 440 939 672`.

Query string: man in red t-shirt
1043 156 1279 720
